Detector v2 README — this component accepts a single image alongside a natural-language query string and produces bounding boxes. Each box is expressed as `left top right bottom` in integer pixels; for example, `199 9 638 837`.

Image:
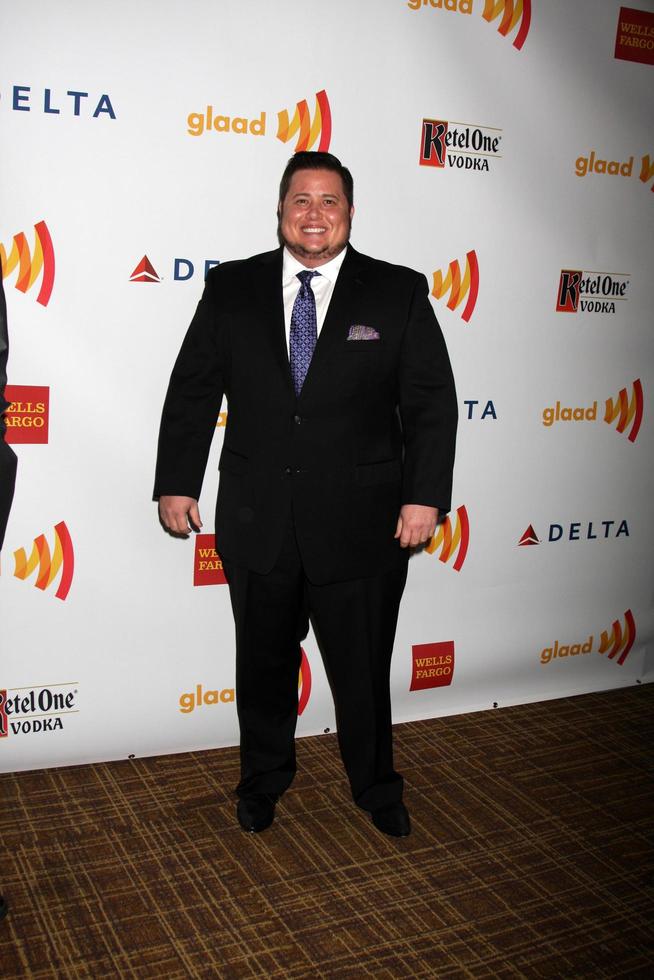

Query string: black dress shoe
371 802 411 837
236 794 277 833
0 895 7 920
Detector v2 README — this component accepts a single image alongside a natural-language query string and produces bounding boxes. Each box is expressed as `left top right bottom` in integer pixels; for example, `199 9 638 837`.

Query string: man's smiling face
278 168 354 268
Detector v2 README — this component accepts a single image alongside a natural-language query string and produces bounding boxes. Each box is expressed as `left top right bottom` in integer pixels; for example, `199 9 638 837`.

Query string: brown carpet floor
0 684 653 978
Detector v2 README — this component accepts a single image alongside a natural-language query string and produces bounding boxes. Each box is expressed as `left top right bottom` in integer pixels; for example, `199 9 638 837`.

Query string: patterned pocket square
347 324 380 341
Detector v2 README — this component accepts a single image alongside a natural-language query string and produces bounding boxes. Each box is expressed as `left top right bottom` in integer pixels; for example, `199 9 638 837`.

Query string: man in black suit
1 275 17 919
154 152 457 836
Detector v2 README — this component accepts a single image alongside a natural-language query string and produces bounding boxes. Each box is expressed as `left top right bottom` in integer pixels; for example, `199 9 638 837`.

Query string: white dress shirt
282 246 348 355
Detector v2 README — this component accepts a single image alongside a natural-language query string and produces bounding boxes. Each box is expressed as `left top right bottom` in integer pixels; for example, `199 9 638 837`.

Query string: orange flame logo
277 90 332 153
431 251 479 322
0 220 55 307
604 379 643 443
639 154 654 192
482 0 531 51
298 647 312 715
598 610 636 666
424 505 469 571
13 521 74 600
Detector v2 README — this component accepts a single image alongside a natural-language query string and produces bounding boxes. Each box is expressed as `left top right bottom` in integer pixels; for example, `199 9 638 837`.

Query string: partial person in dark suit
1 275 18 921
154 152 457 837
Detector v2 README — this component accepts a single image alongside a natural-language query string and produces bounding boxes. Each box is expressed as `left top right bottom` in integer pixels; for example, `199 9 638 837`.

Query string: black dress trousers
224 513 408 812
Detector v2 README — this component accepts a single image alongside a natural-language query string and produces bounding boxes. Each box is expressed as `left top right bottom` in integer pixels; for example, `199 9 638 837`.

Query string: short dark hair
278 151 354 209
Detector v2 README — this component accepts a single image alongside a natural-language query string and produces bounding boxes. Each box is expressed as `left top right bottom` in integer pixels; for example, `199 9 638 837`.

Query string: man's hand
394 504 439 549
159 495 202 537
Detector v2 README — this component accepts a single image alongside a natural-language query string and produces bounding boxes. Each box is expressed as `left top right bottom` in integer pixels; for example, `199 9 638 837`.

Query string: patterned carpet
0 684 652 978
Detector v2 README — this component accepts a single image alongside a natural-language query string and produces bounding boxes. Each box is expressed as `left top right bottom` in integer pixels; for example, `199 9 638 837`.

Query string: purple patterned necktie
289 270 320 396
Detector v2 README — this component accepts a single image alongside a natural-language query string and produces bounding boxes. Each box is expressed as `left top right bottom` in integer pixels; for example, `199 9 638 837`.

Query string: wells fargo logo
555 270 630 315
193 534 227 586
614 6 654 67
539 609 635 668
407 0 531 51
4 385 49 444
518 519 629 546
187 89 332 152
431 250 479 322
298 648 312 716
13 521 74 600
575 152 654 194
179 684 235 713
419 119 502 171
541 379 643 444
410 640 454 691
0 220 55 307
0 683 79 738
425 505 469 571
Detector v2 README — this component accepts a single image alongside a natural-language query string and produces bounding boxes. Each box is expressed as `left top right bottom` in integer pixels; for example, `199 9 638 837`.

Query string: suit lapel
254 248 295 395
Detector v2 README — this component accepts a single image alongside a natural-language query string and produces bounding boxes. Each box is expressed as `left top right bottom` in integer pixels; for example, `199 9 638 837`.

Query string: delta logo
463 398 497 420
7 85 116 119
424 505 469 571
410 640 454 691
556 270 630 315
1 220 55 307
575 151 654 194
541 379 643 443
186 89 332 152
129 255 220 284
3 385 49 444
518 519 629 546
614 6 654 67
539 609 636 667
11 521 74 600
0 683 79 739
407 0 531 51
431 250 479 322
193 534 227 586
419 119 502 171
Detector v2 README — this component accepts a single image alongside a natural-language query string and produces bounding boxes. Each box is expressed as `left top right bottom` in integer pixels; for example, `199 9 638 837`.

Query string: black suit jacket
0 277 18 551
154 245 457 584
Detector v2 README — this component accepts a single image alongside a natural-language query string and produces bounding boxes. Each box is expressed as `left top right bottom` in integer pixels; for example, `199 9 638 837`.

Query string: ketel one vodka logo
0 684 79 738
420 119 502 172
556 269 630 315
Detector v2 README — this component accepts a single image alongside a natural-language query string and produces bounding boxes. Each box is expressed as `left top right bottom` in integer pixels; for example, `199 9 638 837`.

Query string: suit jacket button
285 466 292 476
293 415 302 424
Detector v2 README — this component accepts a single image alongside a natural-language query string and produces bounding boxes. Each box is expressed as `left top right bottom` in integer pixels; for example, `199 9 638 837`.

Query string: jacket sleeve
0 277 18 550
153 271 227 500
398 273 457 513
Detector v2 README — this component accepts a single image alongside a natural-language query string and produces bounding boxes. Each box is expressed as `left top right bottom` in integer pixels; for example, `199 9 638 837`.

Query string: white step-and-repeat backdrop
1 0 652 773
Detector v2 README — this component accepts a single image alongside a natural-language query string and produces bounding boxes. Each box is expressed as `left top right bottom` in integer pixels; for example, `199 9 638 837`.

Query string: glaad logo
129 255 219 284
482 0 531 51
0 221 55 306
178 684 235 713
541 379 643 443
539 610 635 667
8 86 116 119
555 269 630 315
518 520 629 546
4 385 49 444
424 505 469 571
0 683 79 738
298 648 312 716
13 522 74 600
407 0 532 51
193 534 227 586
410 641 455 691
187 89 332 152
420 119 502 171
431 250 479 322
598 609 636 666
575 151 654 193
604 380 643 443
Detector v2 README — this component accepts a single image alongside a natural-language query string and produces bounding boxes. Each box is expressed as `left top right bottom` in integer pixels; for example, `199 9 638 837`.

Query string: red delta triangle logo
129 255 161 283
518 525 540 546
